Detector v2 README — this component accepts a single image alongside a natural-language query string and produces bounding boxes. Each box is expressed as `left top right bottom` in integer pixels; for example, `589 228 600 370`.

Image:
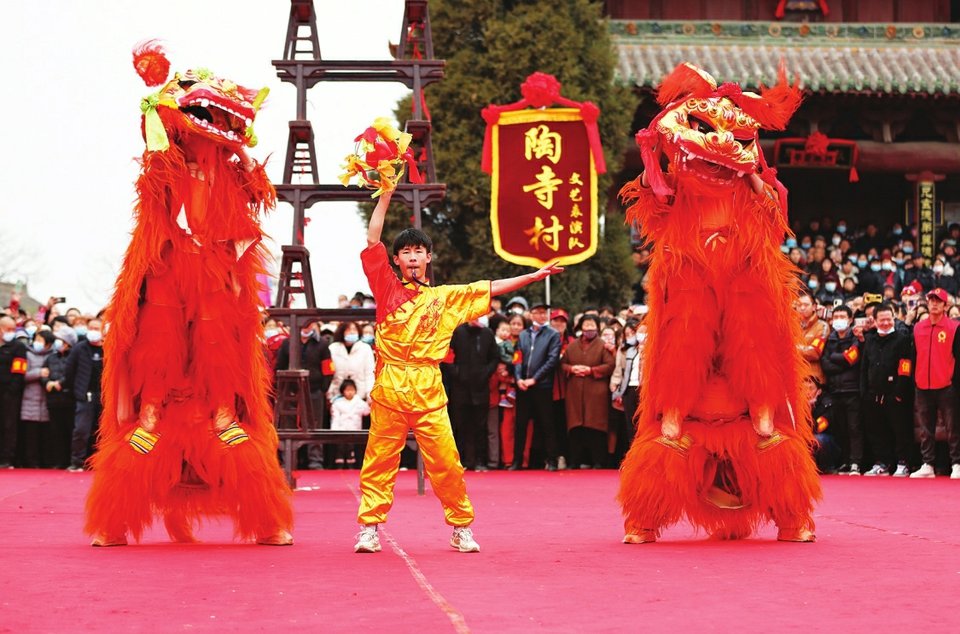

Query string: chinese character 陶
524 125 562 164
524 215 563 252
522 165 564 210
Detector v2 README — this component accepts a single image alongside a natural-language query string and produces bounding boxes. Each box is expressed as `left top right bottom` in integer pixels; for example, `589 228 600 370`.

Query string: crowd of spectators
3 217 959 479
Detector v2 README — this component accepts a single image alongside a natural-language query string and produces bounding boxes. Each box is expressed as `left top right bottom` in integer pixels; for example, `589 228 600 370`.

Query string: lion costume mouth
177 87 254 144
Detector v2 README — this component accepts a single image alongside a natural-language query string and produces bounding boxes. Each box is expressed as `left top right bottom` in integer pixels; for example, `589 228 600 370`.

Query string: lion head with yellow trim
637 63 801 197
132 40 268 153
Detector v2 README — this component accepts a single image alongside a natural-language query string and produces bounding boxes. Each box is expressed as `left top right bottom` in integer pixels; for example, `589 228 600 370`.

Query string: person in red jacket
910 288 960 479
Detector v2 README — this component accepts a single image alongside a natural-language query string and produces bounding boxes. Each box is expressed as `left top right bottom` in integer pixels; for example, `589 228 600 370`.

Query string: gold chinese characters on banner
489 109 598 267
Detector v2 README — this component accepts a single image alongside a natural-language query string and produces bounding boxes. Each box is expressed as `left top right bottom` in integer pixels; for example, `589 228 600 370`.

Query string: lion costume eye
689 115 715 134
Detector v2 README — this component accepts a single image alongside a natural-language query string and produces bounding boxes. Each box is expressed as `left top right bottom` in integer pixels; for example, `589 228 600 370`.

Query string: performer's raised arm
367 190 394 248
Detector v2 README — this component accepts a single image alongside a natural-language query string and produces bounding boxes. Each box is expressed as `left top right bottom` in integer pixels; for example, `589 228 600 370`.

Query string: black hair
392 228 432 256
334 321 359 343
875 302 896 319
831 305 852 319
340 378 357 395
36 330 55 346
577 314 601 331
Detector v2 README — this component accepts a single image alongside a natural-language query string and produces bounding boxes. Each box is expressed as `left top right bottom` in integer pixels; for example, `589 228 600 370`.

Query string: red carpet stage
1 469 958 632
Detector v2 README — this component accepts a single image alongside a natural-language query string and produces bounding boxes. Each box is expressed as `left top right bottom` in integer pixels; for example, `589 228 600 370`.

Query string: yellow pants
357 400 474 526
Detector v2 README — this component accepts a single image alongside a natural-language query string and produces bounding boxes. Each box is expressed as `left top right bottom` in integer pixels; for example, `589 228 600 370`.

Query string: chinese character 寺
524 125 562 164
525 215 562 252
522 165 564 210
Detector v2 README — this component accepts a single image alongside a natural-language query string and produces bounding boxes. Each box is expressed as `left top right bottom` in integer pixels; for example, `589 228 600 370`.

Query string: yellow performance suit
358 243 490 526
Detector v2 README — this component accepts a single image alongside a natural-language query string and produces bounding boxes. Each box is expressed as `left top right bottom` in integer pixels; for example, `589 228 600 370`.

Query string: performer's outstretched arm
367 191 394 248
490 261 564 297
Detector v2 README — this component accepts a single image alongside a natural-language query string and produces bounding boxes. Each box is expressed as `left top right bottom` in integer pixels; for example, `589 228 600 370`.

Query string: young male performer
355 191 562 553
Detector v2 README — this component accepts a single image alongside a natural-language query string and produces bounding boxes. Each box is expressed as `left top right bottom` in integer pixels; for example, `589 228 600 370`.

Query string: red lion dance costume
618 63 821 543
85 43 293 546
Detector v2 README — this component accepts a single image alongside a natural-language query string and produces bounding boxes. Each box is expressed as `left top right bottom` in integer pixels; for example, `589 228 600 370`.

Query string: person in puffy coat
44 326 77 468
20 330 55 467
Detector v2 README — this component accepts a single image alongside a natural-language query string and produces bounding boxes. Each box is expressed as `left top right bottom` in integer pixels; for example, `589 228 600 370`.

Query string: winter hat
55 326 78 348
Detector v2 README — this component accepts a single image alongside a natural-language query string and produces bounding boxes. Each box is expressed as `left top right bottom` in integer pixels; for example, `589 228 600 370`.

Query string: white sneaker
846 463 861 476
864 464 889 476
951 464 960 480
354 525 381 553
910 463 936 479
450 526 480 553
893 464 910 477
557 456 568 471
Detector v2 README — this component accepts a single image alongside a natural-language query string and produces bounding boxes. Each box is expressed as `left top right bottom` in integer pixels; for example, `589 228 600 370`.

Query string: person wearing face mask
911 289 960 479
820 306 864 475
930 258 958 296
446 318 500 472
857 258 885 295
261 318 289 380
43 326 77 469
360 323 376 347
276 320 334 469
0 315 29 468
815 273 843 307
861 303 915 477
903 252 935 293
610 319 643 461
560 315 615 469
512 302 563 474
19 330 56 468
63 318 106 472
327 321 376 410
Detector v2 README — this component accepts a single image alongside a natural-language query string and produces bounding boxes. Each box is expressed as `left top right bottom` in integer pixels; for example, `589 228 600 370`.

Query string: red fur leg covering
619 417 821 539
643 261 720 419
85 401 292 543
618 419 689 536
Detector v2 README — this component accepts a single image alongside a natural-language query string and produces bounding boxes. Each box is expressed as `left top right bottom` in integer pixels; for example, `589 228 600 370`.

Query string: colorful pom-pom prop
339 118 424 198
132 39 170 87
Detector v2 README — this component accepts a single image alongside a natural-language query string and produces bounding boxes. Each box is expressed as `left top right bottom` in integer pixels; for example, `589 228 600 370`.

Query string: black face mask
582 330 598 340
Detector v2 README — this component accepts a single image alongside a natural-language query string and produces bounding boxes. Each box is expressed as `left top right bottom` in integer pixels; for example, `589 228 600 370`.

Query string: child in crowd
331 379 370 468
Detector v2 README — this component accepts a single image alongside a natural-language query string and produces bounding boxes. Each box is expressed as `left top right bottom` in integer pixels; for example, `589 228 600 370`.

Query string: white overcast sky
0 1 408 311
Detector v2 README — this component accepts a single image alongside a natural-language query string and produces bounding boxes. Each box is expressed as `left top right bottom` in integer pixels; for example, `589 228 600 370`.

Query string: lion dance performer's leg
643 254 720 439
175 250 293 544
85 260 190 545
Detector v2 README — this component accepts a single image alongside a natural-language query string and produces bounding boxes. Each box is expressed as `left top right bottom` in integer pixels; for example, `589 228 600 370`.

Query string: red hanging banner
482 73 605 267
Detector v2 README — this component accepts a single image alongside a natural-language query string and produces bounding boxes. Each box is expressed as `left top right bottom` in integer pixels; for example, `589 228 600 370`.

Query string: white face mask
833 319 849 332
476 315 489 328
877 326 895 336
